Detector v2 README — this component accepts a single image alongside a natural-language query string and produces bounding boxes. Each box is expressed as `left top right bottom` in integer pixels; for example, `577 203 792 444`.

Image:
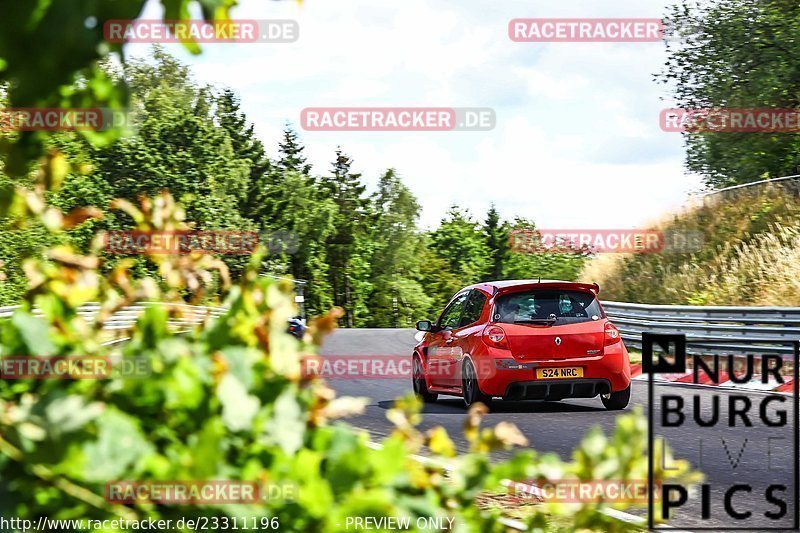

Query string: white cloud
127 0 702 229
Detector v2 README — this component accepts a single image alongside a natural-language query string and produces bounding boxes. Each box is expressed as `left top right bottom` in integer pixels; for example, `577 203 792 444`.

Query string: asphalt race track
321 328 798 531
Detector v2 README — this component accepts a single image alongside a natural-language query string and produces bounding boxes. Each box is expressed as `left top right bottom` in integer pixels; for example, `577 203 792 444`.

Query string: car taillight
483 325 509 349
604 322 621 346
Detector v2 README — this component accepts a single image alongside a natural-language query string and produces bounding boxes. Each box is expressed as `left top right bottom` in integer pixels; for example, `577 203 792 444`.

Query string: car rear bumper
503 378 611 401
475 342 631 397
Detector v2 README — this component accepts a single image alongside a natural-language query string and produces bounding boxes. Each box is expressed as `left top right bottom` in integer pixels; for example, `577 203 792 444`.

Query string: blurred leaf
268 389 304 455
218 373 259 432
11 312 56 355
81 409 152 481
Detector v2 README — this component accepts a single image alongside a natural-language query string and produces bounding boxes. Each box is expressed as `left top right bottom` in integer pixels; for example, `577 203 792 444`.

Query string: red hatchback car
413 280 631 410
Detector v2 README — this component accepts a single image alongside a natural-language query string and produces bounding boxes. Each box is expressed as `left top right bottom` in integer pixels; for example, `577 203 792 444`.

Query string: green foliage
259 168 338 317
0 182 701 530
502 218 589 282
277 126 313 176
216 88 272 224
660 0 800 187
584 182 800 305
430 206 492 286
364 170 432 327
0 6 703 526
322 149 369 327
484 204 508 281
0 0 238 176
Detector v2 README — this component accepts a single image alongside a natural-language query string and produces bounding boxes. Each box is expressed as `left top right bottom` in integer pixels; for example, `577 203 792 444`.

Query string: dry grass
583 182 800 306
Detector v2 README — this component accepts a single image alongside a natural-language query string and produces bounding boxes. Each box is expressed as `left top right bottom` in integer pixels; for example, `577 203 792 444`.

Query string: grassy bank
584 181 800 306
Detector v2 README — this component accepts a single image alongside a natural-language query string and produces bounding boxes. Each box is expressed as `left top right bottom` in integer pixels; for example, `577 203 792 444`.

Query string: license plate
536 367 584 379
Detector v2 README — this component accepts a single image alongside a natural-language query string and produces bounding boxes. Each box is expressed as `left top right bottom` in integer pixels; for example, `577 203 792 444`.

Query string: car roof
464 279 600 295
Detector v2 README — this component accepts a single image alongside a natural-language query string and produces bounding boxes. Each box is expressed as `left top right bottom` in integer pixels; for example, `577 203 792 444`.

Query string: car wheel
412 357 438 403
601 385 630 410
463 359 492 409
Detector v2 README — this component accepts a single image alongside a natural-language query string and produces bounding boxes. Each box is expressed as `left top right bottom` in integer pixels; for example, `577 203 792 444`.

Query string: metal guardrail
0 302 226 331
2 299 799 355
700 173 800 197
602 301 800 355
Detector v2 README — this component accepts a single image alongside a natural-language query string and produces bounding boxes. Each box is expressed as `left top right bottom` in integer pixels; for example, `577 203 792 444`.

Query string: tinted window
493 289 604 325
459 290 487 327
438 292 469 329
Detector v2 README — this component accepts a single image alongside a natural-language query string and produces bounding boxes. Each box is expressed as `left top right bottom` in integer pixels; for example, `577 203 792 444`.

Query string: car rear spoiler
560 282 600 295
588 282 600 295
496 281 600 295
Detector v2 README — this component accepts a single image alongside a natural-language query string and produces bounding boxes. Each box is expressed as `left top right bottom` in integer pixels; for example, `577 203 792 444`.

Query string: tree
429 207 491 287
0 1 236 176
51 51 255 281
322 149 368 327
417 238 464 318
0 187 699 532
659 0 800 187
259 169 337 317
364 169 432 327
502 218 588 281
276 125 312 176
216 88 272 224
90 51 250 228
483 204 508 281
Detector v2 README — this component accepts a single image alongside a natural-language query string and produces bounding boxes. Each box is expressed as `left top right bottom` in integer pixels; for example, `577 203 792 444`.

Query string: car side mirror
416 320 433 332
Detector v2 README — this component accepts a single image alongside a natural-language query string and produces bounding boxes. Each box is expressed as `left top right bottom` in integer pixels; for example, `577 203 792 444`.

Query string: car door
449 290 489 386
428 291 469 388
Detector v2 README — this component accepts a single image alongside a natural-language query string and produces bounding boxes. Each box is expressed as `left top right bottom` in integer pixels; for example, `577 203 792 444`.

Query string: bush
0 176 700 531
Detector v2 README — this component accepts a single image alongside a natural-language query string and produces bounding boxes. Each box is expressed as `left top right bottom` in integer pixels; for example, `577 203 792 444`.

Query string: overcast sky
128 0 702 229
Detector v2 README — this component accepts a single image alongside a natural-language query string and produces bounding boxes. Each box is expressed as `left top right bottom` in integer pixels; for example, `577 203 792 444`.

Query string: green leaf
218 374 259 432
11 312 56 355
187 418 225 478
267 389 304 455
165 356 205 410
219 346 256 390
42 394 103 433
81 409 152 481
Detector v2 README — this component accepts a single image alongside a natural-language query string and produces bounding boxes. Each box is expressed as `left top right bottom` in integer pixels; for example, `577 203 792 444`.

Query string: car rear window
493 289 604 325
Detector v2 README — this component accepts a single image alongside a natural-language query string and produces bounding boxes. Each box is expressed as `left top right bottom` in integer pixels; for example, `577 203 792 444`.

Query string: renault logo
555 337 562 346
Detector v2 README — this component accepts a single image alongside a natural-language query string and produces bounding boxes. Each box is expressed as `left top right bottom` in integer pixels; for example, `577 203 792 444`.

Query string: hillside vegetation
583 181 800 306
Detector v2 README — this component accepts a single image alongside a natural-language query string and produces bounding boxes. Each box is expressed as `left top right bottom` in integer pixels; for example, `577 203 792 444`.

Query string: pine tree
484 204 508 280
323 148 367 327
277 124 312 176
365 169 432 327
216 89 271 224
430 207 492 287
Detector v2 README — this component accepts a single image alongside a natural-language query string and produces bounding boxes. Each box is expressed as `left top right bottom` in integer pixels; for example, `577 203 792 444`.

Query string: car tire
601 385 630 410
413 357 438 403
463 359 492 409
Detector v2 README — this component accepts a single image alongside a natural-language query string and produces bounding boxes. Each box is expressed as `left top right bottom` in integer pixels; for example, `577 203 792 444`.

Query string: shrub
0 170 700 531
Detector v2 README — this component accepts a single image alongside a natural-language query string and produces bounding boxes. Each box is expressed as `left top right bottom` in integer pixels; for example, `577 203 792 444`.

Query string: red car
413 280 631 410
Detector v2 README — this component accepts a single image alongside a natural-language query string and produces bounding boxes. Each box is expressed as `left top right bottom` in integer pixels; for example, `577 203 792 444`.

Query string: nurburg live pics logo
644 333 800 530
